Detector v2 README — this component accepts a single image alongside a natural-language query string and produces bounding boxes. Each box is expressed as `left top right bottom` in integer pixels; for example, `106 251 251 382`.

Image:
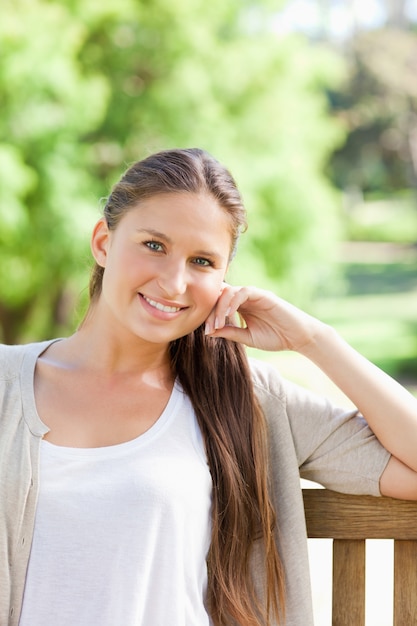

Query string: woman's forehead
120 192 234 250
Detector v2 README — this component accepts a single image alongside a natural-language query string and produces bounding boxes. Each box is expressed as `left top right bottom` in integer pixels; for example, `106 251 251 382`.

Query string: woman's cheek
195 275 225 316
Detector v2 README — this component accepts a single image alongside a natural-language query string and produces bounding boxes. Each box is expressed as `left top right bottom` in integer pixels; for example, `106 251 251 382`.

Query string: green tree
0 2 108 342
0 0 345 342
328 28 417 195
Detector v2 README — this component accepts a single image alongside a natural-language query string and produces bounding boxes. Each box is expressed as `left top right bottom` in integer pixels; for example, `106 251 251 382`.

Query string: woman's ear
91 218 110 268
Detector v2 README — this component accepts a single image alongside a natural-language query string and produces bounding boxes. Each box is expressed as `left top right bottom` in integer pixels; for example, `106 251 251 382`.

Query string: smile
142 295 182 313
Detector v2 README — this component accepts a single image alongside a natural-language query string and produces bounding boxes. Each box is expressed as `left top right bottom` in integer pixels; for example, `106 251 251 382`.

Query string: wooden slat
394 540 417 625
303 489 417 539
332 539 366 626
303 489 417 625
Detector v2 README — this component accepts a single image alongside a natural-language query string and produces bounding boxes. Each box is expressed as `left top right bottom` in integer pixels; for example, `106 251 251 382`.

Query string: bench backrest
302 489 417 625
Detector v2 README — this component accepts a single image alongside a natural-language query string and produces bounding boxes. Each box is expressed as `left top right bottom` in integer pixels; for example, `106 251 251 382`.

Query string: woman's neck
47 327 173 385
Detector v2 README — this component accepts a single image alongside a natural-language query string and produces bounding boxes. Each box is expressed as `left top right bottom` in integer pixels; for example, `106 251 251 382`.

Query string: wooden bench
302 489 417 625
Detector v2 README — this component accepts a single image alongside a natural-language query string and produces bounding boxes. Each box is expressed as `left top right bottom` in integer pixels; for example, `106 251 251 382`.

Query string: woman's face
91 192 233 346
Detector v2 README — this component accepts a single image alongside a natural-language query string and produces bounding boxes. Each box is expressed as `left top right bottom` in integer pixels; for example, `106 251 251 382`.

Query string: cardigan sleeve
250 359 391 496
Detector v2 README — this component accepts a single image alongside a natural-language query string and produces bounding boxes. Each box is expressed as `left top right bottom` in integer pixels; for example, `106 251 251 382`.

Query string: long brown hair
88 148 285 624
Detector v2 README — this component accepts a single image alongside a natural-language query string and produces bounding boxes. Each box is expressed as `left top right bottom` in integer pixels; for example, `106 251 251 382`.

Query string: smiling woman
2 148 417 626
88 191 232 345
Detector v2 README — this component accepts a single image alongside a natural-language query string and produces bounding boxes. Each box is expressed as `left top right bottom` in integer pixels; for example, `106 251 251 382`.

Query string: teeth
143 296 181 313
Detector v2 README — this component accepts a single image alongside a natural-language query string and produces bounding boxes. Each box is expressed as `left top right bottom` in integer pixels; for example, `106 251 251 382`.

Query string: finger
207 323 253 346
205 285 243 334
215 286 254 329
204 283 229 333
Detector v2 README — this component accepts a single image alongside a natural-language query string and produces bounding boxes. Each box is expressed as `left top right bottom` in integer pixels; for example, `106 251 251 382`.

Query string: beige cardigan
0 341 390 626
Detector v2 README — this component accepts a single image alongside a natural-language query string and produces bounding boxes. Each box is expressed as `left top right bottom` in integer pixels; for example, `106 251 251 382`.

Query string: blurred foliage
0 0 345 342
328 27 417 196
343 191 417 243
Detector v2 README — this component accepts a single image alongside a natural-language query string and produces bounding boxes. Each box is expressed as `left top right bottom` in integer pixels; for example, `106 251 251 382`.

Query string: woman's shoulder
249 358 287 403
0 339 56 382
0 343 28 381
249 357 328 418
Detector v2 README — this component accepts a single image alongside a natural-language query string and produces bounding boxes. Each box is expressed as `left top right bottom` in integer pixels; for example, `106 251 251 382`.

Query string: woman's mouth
141 295 183 313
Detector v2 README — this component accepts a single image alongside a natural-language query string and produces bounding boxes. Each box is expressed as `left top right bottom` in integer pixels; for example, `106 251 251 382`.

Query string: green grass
312 260 417 382
314 292 417 377
346 192 417 243
343 262 417 295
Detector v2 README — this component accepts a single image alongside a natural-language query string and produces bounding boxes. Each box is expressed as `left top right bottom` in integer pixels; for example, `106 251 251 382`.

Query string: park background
1 0 417 623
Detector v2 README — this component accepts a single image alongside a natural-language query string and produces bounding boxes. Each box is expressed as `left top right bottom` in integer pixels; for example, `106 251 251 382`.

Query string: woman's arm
205 285 417 499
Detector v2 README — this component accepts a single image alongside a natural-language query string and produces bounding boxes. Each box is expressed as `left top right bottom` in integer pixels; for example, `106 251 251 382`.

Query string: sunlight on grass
313 289 417 379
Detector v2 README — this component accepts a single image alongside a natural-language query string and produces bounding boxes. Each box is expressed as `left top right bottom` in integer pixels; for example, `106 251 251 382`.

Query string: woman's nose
157 261 188 297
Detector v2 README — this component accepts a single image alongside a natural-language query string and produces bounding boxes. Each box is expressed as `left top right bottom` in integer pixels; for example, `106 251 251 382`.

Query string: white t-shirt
18 382 213 626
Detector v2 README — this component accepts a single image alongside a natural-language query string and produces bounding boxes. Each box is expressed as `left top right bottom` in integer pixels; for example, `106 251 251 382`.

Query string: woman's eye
145 241 163 252
193 257 213 267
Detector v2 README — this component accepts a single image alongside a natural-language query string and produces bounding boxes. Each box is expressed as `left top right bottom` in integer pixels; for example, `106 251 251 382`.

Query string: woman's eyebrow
193 249 222 260
136 227 226 261
136 228 172 243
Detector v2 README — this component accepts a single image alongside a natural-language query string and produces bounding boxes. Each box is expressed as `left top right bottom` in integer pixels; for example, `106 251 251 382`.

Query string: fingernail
214 317 219 330
204 322 210 335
